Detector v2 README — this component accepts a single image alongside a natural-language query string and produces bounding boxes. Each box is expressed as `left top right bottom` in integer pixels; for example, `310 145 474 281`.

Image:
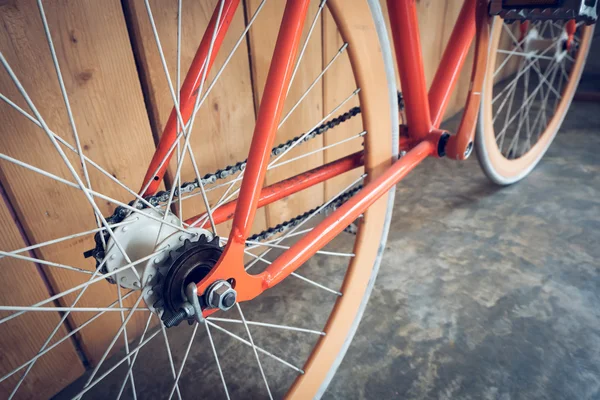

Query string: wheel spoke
206 320 304 374
243 240 354 257
236 304 273 400
36 0 101 242
115 312 154 400
496 61 559 142
208 317 325 336
1 94 159 210
167 323 199 400
204 322 231 400
0 219 136 259
280 42 348 128
143 0 225 237
492 40 556 106
0 251 93 275
160 325 183 400
0 305 147 313
0 290 136 385
114 278 138 400
0 249 166 326
76 293 146 398
286 0 327 96
244 174 363 273
496 49 554 61
268 130 365 170
0 152 188 235
71 328 162 399
175 0 183 225
0 53 138 274
244 249 342 296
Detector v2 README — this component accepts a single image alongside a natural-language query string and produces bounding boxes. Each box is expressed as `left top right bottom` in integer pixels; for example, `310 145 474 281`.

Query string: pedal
489 0 598 24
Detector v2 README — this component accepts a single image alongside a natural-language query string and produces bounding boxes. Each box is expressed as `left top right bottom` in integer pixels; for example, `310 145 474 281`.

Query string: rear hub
102 209 221 326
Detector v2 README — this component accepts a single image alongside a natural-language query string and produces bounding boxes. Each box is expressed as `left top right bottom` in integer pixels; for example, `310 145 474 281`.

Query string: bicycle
0 0 594 398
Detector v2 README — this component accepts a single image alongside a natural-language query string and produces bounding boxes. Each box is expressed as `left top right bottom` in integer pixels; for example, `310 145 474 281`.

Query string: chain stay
87 106 363 266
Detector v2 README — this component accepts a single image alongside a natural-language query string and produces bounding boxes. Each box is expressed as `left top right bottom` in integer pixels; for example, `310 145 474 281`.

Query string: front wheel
476 18 594 185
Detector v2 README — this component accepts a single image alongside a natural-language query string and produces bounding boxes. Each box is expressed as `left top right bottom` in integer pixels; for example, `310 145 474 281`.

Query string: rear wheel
476 18 593 185
0 0 396 398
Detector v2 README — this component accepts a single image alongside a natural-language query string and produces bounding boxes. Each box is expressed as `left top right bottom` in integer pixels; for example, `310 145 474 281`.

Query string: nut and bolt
206 280 237 311
162 280 237 328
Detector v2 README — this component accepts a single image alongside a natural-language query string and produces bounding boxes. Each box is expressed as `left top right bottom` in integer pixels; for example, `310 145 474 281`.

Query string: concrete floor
324 100 600 400
57 44 600 400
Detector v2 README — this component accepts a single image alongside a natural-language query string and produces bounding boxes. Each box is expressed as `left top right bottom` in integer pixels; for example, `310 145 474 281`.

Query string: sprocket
143 234 222 327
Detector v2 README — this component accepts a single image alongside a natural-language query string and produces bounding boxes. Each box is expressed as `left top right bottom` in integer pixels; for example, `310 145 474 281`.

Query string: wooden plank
245 0 324 226
124 0 266 236
0 190 84 399
0 0 156 364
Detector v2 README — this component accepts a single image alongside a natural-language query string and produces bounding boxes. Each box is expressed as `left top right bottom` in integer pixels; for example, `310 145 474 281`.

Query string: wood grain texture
0 192 84 399
245 0 324 227
0 0 156 364
124 0 266 236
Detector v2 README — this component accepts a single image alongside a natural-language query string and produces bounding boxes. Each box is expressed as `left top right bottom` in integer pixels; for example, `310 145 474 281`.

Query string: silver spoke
175 0 183 225
496 61 559 141
115 312 154 400
204 322 231 400
268 130 365 170
0 94 159 211
244 250 342 296
0 52 137 278
114 278 138 400
236 304 273 400
280 42 347 128
0 249 166 326
160 325 183 400
77 293 146 398
286 0 327 96
36 0 102 244
0 251 93 275
243 240 354 257
0 152 188 234
207 320 304 374
167 323 199 400
0 219 136 258
0 305 147 313
143 0 224 236
0 291 136 385
71 329 162 399
496 49 553 61
208 317 325 336
244 174 364 273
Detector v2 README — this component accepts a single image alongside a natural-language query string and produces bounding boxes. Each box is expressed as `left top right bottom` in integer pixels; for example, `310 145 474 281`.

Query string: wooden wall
0 1 476 397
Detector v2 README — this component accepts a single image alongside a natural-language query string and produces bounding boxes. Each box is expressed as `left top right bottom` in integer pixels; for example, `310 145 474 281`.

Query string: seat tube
387 0 432 139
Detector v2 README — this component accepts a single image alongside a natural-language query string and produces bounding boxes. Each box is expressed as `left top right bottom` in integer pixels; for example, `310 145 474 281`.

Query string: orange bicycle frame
139 0 489 312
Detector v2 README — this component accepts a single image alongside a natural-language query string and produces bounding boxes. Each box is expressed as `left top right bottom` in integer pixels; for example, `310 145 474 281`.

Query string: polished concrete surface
57 47 600 400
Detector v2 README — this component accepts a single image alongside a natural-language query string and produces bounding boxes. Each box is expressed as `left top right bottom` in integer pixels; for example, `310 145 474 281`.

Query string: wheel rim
481 18 593 181
0 1 395 398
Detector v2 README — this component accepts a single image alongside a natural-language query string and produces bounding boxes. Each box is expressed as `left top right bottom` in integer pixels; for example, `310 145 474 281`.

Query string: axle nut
206 280 237 311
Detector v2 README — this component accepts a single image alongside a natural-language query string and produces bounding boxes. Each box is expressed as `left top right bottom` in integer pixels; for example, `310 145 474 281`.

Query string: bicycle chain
87 105 363 266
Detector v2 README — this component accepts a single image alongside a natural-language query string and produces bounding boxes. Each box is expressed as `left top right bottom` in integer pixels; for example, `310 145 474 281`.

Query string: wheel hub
103 208 219 325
